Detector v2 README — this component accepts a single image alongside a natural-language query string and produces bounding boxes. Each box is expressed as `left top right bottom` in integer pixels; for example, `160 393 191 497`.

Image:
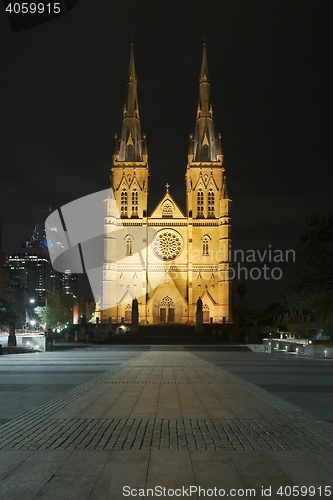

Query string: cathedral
96 44 231 326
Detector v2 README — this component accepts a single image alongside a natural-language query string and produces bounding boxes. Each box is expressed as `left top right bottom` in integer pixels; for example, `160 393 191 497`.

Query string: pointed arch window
162 201 173 218
208 189 215 216
202 237 209 256
125 235 133 256
121 189 128 216
197 189 204 217
131 189 138 216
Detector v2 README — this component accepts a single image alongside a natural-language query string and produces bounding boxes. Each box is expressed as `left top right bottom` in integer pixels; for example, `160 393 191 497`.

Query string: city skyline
1 1 332 310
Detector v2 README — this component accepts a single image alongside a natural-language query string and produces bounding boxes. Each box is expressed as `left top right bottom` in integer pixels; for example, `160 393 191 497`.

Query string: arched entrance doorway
159 295 175 322
203 304 210 323
124 304 132 323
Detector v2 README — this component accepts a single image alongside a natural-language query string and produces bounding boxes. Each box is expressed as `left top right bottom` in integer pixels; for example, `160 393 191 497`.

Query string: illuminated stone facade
97 45 231 325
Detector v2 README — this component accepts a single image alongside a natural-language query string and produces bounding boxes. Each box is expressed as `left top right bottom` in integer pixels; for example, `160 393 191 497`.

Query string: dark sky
0 1 332 311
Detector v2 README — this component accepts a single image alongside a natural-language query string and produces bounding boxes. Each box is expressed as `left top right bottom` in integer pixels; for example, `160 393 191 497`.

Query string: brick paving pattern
0 417 332 451
0 349 332 500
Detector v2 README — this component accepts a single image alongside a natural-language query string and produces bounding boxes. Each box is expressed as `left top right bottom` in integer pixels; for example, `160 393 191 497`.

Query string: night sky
0 1 332 311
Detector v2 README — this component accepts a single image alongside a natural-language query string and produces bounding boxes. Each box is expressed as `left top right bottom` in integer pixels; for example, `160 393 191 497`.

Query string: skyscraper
6 209 77 310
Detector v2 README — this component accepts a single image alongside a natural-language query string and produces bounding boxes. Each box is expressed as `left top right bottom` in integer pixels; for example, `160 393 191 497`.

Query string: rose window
152 230 183 261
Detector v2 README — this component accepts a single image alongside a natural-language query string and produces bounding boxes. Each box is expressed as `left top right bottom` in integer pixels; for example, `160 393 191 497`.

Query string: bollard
0 344 2 355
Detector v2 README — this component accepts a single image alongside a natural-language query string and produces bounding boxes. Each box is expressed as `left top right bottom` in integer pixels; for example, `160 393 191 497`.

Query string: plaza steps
106 323 237 346
137 324 196 336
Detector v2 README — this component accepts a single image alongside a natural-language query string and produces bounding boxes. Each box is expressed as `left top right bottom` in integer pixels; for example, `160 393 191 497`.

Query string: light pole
45 296 48 329
25 299 35 331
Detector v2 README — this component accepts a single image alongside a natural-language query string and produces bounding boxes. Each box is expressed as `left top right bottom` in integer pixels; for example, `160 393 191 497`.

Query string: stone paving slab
0 350 332 499
195 350 333 425
0 349 144 424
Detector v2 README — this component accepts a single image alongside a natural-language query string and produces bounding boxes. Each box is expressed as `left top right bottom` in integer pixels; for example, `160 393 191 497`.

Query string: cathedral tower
185 44 232 322
110 44 149 218
102 45 149 320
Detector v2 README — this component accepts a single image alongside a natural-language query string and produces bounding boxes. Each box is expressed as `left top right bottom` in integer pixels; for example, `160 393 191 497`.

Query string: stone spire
118 44 143 162
192 44 218 162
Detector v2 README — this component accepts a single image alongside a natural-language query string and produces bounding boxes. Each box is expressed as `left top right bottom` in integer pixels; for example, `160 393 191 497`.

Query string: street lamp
25 299 35 331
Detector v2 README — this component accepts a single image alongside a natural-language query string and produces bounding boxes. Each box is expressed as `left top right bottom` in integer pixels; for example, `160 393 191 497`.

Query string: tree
233 304 253 327
286 213 333 301
236 283 247 307
286 212 333 341
0 268 17 345
0 269 15 329
287 212 333 300
258 303 285 327
35 292 75 329
35 306 47 327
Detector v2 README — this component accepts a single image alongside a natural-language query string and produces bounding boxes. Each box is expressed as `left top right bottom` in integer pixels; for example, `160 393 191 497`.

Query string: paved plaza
0 347 332 499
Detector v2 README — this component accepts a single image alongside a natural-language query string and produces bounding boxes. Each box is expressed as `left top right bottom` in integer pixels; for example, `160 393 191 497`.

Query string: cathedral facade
97 45 231 325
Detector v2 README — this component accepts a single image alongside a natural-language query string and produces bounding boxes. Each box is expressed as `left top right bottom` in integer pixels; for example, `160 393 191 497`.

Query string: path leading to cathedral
0 349 332 499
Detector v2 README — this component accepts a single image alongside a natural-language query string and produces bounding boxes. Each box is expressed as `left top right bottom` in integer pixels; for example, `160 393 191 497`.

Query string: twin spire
191 43 222 162
117 44 145 162
115 43 221 164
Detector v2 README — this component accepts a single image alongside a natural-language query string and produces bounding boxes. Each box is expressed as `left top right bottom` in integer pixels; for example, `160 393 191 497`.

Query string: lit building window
197 190 204 216
121 189 128 216
132 189 138 216
208 190 215 216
